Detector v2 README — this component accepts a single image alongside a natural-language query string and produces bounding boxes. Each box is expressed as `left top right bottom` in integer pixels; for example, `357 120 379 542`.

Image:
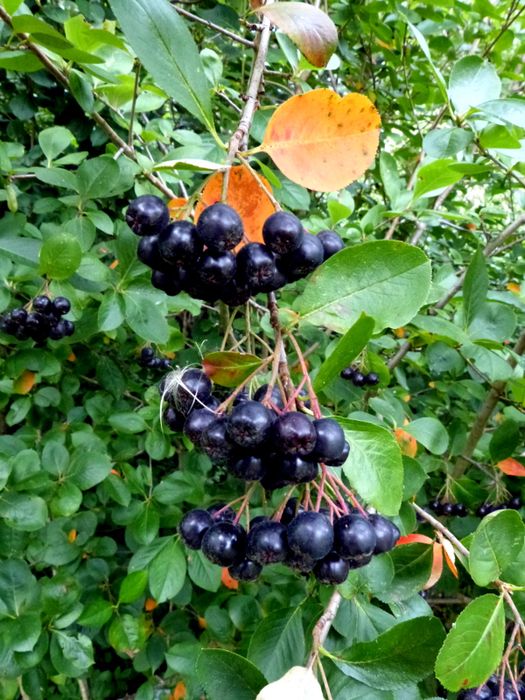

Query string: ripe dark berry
164 406 185 432
262 211 304 256
317 230 344 260
452 503 468 517
246 521 288 565
230 454 267 481
272 412 317 457
477 504 491 517
184 407 217 446
49 321 67 340
158 220 201 265
62 319 75 336
442 503 454 516
340 366 355 380
196 203 243 252
180 509 214 549
368 514 400 553
227 400 273 449
366 372 380 386
352 371 367 387
33 295 52 313
151 269 186 296
312 418 346 462
324 440 350 467
280 498 304 525
508 496 522 510
126 195 169 236
253 384 285 410
25 312 47 331
286 550 316 573
207 503 236 522
229 559 262 582
137 235 171 271
52 297 71 316
206 395 221 411
198 250 236 286
219 278 251 307
201 417 234 464
173 369 212 415
334 514 377 559
11 308 28 324
237 243 278 291
287 511 334 560
314 552 350 584
140 347 155 365
282 233 324 281
279 455 318 483
429 499 443 514
201 521 246 566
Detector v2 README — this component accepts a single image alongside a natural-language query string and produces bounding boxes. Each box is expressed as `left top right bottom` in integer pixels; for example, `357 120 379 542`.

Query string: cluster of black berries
340 365 379 387
180 498 400 584
162 368 350 488
138 347 171 371
0 295 74 342
458 674 525 699
125 195 344 305
429 496 522 518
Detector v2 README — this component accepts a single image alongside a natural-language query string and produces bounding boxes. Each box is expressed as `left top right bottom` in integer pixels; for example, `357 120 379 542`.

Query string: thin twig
412 503 469 557
172 3 255 48
307 589 342 668
78 679 90 700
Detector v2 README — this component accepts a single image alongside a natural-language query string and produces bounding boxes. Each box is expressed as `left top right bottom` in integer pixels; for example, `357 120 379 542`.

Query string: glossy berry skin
282 233 324 280
173 369 212 414
229 559 262 582
334 514 377 559
263 211 304 256
352 372 367 387
230 455 267 481
62 319 75 336
272 412 317 457
151 269 186 296
52 296 71 316
164 406 185 432
477 504 491 517
312 418 346 462
207 503 235 522
453 503 468 517
140 348 156 365
11 308 28 324
509 496 522 510
340 366 355 380
347 554 372 569
201 418 234 464
137 235 171 271
279 455 318 484
219 277 251 307
314 552 350 584
429 499 443 515
324 440 350 467
253 384 285 410
368 514 400 554
287 511 334 561
198 251 236 286
158 220 201 265
49 321 67 340
126 195 169 236
184 407 217 446
196 203 243 252
237 243 278 291
442 503 454 516
246 521 288 564
201 522 246 566
317 230 344 260
366 372 380 386
33 295 53 313
180 509 214 549
227 400 274 449
280 498 305 526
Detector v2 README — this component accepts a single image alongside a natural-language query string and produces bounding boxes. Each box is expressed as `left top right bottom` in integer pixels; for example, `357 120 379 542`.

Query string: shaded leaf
203 352 263 388
196 649 267 700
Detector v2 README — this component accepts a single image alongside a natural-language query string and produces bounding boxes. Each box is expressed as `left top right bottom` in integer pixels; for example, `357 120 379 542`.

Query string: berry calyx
287 511 334 560
126 195 169 236
179 509 214 549
196 203 244 252
201 521 246 566
262 211 304 256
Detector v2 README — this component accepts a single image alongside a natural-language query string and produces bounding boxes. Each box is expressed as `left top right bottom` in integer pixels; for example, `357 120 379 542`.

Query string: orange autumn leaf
197 615 207 630
424 542 444 590
221 567 239 591
442 539 459 579
394 327 406 338
394 428 417 457
144 597 158 612
170 681 187 700
261 89 381 192
169 196 189 220
194 165 276 244
13 370 36 395
67 529 77 543
67 352 77 362
497 458 525 477
506 282 521 294
396 533 434 546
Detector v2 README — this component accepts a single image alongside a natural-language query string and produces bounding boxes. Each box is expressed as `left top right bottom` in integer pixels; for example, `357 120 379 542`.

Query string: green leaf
0 493 48 531
0 237 41 266
0 559 38 618
38 126 76 163
404 418 449 455
339 419 403 516
196 649 267 700
98 292 125 332
413 159 465 200
77 598 114 628
477 98 525 128
50 631 94 678
108 0 214 130
463 248 488 327
469 510 525 586
39 233 82 280
148 538 186 603
119 571 149 604
423 128 474 158
378 544 434 603
108 613 148 654
187 549 222 592
68 450 112 490
69 70 95 112
435 594 505 691
77 156 120 201
123 289 169 344
448 56 501 115
108 412 147 434
313 314 374 393
202 352 263 388
489 420 520 462
248 607 305 682
332 616 445 690
403 17 448 104
294 242 431 334
3 0 24 13
0 50 42 72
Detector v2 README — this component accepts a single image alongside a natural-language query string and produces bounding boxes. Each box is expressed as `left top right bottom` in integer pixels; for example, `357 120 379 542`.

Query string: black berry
126 195 169 236
230 454 267 481
227 400 273 449
201 417 234 464
33 295 52 313
246 521 288 564
158 220 201 265
151 269 186 296
172 369 212 414
198 250 237 286
317 230 344 260
314 551 350 584
366 372 380 386
253 384 285 410
196 203 243 252
262 211 304 256
184 407 218 446
52 297 71 315
229 559 262 581
352 371 367 387
164 406 185 432
287 511 334 560
368 514 400 553
279 455 318 483
282 233 324 280
207 503 236 522
340 366 355 380
324 440 350 467
312 418 345 463
180 509 214 549
137 235 171 271
201 521 246 566
237 243 278 291
280 498 304 525
272 412 317 457
334 514 377 559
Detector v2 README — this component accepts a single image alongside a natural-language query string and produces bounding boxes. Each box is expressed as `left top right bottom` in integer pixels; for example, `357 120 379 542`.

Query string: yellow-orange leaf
13 370 36 395
195 165 276 244
396 533 434 546
394 428 417 458
144 597 158 612
168 196 189 220
170 681 187 700
424 543 444 589
442 539 459 578
261 89 381 192
67 529 77 543
221 567 239 591
497 458 525 477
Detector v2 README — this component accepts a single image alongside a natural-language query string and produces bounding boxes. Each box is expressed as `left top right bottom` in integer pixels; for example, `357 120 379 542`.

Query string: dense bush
0 1 524 699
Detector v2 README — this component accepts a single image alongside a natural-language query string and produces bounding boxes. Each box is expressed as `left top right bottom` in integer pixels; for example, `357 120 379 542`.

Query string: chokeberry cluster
340 365 379 387
477 496 522 517
162 368 350 488
458 674 525 699
180 497 400 584
126 196 344 305
428 496 522 518
0 295 74 342
138 347 171 371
